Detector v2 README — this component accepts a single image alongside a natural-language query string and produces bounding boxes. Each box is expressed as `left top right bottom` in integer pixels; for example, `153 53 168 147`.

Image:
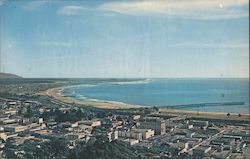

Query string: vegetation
3 136 143 159
70 138 140 159
4 138 69 159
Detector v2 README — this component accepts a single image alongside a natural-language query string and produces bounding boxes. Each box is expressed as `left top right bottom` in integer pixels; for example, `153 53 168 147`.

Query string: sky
0 0 249 78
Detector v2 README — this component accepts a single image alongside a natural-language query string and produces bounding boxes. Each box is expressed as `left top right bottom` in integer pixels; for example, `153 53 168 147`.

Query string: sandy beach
40 86 250 121
40 86 144 109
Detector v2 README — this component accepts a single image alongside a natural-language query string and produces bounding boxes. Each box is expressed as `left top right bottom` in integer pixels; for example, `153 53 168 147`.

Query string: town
1 0 249 158
0 96 249 159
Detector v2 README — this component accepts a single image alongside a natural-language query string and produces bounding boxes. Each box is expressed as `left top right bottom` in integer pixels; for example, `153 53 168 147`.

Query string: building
130 129 154 140
6 101 18 107
1 118 18 125
78 124 93 134
21 118 30 124
190 120 208 128
79 120 101 127
4 125 28 133
65 132 88 140
122 138 139 146
4 109 18 115
221 135 242 141
112 130 118 140
119 130 143 141
107 130 118 141
186 132 195 138
193 146 211 159
132 115 141 120
139 117 166 135
59 122 78 128
37 118 44 124
0 132 7 141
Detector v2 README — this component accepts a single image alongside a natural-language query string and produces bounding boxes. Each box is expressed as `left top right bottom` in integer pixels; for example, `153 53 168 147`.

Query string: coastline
39 85 250 120
39 86 144 109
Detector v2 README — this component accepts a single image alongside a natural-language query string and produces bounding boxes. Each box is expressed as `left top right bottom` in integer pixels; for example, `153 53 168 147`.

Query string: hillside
0 72 22 78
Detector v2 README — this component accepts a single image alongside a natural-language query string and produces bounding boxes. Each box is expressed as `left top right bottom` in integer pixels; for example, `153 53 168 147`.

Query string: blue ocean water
63 79 249 113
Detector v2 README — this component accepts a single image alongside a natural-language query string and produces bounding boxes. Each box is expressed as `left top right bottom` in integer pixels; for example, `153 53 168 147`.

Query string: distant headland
0 72 22 79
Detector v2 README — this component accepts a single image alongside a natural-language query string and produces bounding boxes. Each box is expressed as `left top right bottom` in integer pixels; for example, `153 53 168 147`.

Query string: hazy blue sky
0 0 249 78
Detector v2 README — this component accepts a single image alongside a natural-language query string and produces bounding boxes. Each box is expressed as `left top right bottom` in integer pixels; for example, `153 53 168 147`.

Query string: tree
24 105 32 118
70 139 139 159
22 138 69 159
144 108 152 115
153 106 159 113
3 138 18 159
76 109 84 119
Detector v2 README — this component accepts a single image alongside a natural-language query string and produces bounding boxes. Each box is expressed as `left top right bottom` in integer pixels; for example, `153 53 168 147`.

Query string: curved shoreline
40 86 144 109
39 85 250 120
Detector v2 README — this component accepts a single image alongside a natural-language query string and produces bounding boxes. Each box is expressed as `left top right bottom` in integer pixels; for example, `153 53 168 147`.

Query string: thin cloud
100 0 249 19
23 1 49 11
174 42 249 49
0 0 4 6
57 5 120 16
57 5 89 15
40 42 75 47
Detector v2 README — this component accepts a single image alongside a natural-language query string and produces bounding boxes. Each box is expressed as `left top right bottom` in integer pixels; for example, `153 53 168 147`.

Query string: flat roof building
4 125 28 133
130 128 154 140
139 117 165 135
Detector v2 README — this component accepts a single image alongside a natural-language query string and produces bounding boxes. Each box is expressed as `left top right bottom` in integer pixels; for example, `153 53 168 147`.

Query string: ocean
62 79 249 113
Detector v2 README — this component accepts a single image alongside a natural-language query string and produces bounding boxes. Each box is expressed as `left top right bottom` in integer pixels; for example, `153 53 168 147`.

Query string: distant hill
0 72 22 79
